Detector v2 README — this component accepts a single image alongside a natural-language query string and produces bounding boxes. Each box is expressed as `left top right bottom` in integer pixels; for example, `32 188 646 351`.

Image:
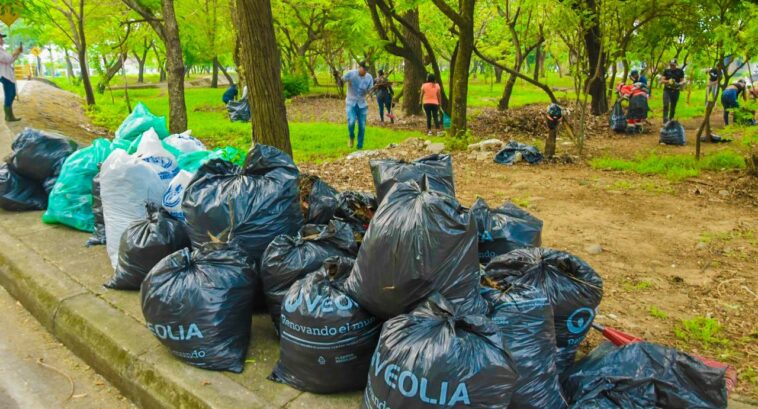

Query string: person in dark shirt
373 70 395 124
706 67 719 107
721 79 748 125
222 83 238 104
661 59 685 123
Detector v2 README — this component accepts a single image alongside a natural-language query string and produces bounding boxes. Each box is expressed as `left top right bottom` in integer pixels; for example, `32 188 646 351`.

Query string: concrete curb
0 228 271 409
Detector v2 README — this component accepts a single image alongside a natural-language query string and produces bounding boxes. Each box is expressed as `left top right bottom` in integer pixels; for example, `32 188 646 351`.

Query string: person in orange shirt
420 73 442 136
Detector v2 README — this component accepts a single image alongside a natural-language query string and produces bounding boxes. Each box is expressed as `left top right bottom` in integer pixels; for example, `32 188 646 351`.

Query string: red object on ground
591 323 737 392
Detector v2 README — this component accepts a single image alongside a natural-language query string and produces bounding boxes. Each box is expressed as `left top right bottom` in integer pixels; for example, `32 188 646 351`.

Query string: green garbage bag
177 147 245 172
114 102 169 142
42 139 115 232
124 131 182 157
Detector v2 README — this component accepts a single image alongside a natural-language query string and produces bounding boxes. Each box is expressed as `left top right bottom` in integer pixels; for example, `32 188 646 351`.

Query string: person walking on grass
420 73 442 136
373 70 394 124
342 61 373 149
0 33 22 122
661 59 685 123
721 79 748 126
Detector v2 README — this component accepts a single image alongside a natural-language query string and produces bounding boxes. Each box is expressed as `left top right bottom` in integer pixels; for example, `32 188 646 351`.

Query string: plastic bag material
8 128 78 182
298 174 338 224
343 179 481 320
563 341 727 409
85 173 107 246
363 293 518 409
105 205 190 290
42 138 114 232
494 141 544 165
101 149 167 269
162 170 194 222
481 281 567 409
333 191 377 243
134 128 180 184
609 101 627 132
227 99 251 122
0 164 48 211
141 242 257 373
369 154 455 204
660 120 686 145
470 198 543 265
182 144 302 260
270 256 381 393
164 130 206 153
177 146 245 173
485 248 603 373
261 221 358 330
115 102 169 142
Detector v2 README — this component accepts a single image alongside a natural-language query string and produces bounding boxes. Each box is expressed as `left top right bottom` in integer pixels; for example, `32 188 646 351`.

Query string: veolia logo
283 290 356 314
163 183 184 208
566 307 595 335
147 322 204 341
479 231 493 242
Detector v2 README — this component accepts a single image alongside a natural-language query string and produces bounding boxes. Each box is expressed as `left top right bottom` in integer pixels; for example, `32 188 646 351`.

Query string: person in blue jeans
721 79 747 125
342 61 374 149
373 70 394 124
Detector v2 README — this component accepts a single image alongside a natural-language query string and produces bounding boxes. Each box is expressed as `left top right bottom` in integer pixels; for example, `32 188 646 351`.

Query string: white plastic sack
164 130 206 154
135 128 179 185
101 149 167 269
162 169 194 222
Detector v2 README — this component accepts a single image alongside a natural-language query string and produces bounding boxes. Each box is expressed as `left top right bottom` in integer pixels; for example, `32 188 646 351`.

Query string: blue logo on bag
163 183 184 208
566 307 594 334
142 156 179 180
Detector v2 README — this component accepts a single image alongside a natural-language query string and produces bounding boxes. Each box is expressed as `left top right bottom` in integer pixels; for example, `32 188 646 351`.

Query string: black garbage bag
494 140 544 165
140 242 257 373
227 99 251 122
660 120 686 145
344 179 481 320
42 176 57 195
609 101 627 132
364 293 518 409
105 205 191 290
85 172 107 247
563 342 727 409
261 220 358 330
8 128 78 182
0 164 48 211
369 154 455 203
485 247 603 374
183 144 303 260
298 174 338 225
470 198 543 265
270 256 381 393
481 281 567 409
333 191 377 243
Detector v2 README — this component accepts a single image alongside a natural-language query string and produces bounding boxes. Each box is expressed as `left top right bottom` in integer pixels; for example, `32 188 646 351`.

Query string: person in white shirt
0 33 22 122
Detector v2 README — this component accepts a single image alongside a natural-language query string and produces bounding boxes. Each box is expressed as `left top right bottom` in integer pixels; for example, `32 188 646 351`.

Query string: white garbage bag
135 128 179 186
101 149 167 269
164 130 206 154
162 169 194 222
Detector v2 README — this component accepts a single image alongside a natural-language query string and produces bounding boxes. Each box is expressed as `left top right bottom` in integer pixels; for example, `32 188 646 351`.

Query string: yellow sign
30 46 41 57
0 4 21 27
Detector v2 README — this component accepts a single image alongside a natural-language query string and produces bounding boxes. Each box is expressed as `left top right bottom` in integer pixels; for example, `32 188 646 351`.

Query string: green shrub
282 74 309 99
590 150 745 181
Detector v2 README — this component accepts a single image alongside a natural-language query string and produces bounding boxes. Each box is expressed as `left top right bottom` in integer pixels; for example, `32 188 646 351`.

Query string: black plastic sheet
9 128 77 182
494 141 544 165
485 247 603 374
140 242 257 373
261 221 357 330
85 172 106 246
369 154 455 203
0 164 48 211
363 294 519 409
610 101 627 132
227 99 251 122
333 191 377 243
270 256 380 393
660 120 686 145
344 179 481 320
563 342 727 409
106 205 191 290
470 198 543 265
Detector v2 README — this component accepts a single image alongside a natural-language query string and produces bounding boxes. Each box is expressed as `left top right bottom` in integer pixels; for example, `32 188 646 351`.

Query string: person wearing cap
661 59 685 123
0 33 22 122
630 69 648 87
342 61 374 149
721 79 748 125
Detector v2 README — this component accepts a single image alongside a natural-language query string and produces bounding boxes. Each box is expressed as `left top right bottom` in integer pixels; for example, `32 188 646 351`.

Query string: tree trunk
498 61 521 111
545 127 557 159
582 0 607 115
136 57 145 83
449 0 475 137
215 58 235 85
64 49 75 80
211 55 220 88
607 61 617 103
77 48 96 105
494 66 502 83
533 44 542 81
401 9 424 116
236 0 292 155
162 0 188 133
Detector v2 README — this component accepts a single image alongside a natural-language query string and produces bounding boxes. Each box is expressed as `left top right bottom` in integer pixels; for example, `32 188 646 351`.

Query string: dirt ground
10 80 758 400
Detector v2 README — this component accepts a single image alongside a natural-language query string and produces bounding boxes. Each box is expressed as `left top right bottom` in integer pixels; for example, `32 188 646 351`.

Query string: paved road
0 286 135 409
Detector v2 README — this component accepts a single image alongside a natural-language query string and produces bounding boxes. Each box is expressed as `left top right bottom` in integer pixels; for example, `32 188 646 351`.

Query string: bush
282 74 309 99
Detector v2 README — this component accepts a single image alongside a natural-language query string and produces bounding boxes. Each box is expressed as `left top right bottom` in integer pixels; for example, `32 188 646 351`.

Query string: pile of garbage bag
494 140 544 165
470 197 543 264
115 102 169 142
298 174 339 224
660 120 686 145
369 154 455 203
0 164 49 211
